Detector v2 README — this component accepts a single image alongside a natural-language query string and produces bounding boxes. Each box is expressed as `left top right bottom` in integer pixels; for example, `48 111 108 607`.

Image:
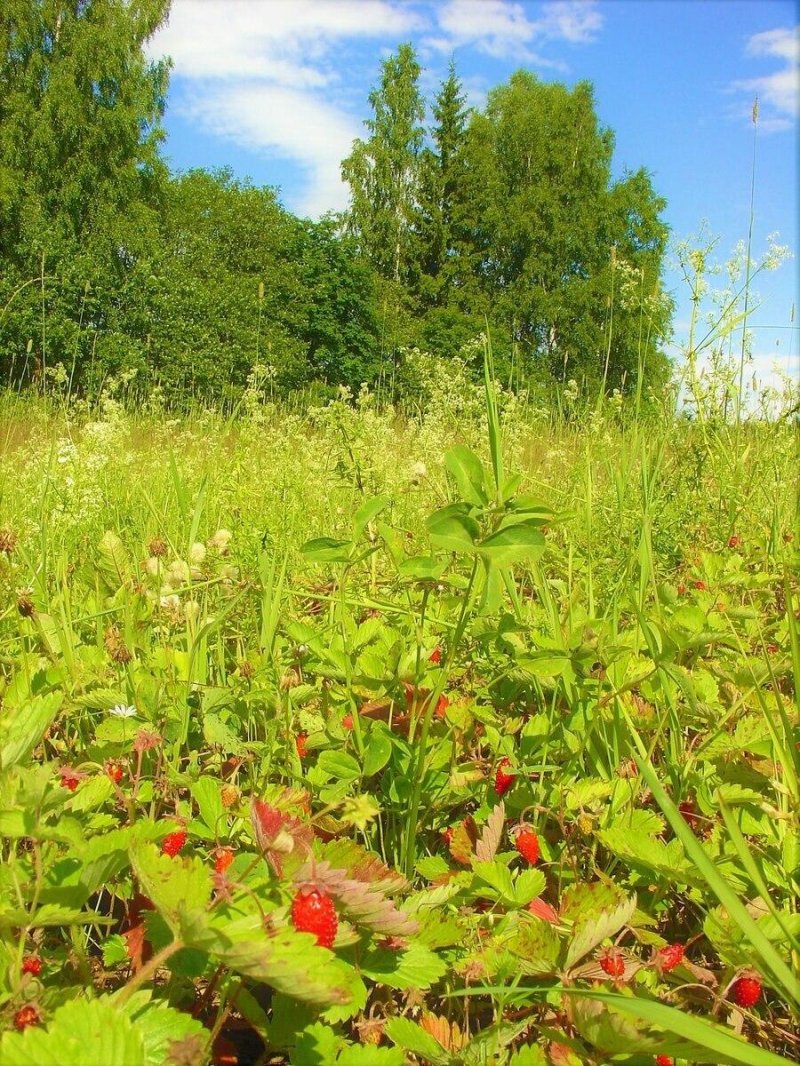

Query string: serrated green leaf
384 1016 449 1066
191 776 225 834
565 892 637 969
0 692 62 770
360 942 447 990
0 997 145 1066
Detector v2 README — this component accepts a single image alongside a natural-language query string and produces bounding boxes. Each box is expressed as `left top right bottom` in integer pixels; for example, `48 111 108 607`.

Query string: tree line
0 0 673 403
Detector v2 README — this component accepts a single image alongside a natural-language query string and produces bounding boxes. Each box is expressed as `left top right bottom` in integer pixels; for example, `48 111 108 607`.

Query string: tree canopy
0 15 673 402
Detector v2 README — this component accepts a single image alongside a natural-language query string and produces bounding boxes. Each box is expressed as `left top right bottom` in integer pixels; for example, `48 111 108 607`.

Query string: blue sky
148 1 799 391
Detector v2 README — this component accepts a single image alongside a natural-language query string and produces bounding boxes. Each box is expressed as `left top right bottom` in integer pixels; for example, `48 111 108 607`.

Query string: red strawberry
58 767 82 792
677 582 687 595
515 827 540 865
342 713 354 730
429 646 442 664
655 943 685 972
214 847 234 875
694 580 707 591
22 956 42 976
727 535 740 549
161 830 187 857
435 694 448 720
655 1056 674 1066
494 757 516 797
291 887 338 948
730 974 762 1008
105 761 124 785
599 948 626 978
295 732 309 759
14 1005 39 1030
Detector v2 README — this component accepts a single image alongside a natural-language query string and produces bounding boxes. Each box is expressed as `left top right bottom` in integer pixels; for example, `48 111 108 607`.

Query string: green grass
0 376 797 1065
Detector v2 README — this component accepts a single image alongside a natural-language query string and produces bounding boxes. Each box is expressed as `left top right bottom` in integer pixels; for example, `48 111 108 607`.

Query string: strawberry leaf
475 802 505 863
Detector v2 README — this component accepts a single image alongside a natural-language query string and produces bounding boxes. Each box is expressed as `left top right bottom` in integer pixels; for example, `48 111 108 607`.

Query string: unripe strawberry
494 757 516 797
655 943 685 972
515 827 540 865
291 887 338 948
161 830 187 857
14 1005 39 1030
22 956 42 976
599 948 625 978
730 974 762 1008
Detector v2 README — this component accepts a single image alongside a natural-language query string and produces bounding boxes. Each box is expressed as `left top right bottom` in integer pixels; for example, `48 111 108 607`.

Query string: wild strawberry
655 1056 674 1066
214 847 234 875
730 974 762 1008
295 732 309 759
429 646 442 664
22 956 42 976
105 761 124 785
435 694 448 719
342 713 354 730
494 757 516 797
14 1004 39 1030
767 642 778 654
161 830 187 857
291 887 338 948
515 827 541 865
599 948 626 978
220 784 240 808
655 943 685 972
727 535 740 549
677 582 686 595
693 580 707 591
58 766 82 792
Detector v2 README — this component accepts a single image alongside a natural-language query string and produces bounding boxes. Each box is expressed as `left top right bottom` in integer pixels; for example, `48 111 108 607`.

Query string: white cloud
731 25 799 130
149 0 423 82
182 84 358 216
426 0 602 61
147 0 425 217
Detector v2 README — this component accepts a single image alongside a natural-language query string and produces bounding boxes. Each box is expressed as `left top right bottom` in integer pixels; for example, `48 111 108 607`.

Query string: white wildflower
109 704 137 719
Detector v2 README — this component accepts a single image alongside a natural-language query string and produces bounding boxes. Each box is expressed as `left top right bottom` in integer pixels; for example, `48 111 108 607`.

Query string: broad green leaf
191 776 225 834
0 692 62 770
426 505 480 553
301 537 353 563
444 445 488 506
476 523 545 566
317 750 361 782
124 992 208 1066
362 733 392 777
352 495 391 539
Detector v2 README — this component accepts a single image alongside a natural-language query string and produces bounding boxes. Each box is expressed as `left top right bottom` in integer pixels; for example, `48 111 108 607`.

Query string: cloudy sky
147 0 799 389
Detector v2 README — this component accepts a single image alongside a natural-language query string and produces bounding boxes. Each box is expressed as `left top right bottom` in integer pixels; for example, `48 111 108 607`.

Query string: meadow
0 350 797 1066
